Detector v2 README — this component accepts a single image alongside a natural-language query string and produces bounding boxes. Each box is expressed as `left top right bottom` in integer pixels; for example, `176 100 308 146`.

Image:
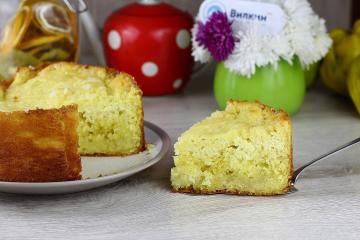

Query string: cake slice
4 62 145 156
0 105 81 182
171 101 293 196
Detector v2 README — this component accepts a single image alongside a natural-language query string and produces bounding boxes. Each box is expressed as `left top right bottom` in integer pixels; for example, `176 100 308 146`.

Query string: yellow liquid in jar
0 0 78 80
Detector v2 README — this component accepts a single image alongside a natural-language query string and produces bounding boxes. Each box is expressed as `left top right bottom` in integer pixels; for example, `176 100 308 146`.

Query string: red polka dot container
103 0 194 96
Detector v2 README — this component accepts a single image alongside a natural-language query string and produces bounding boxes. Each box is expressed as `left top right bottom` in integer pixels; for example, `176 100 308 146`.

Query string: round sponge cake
4 62 145 156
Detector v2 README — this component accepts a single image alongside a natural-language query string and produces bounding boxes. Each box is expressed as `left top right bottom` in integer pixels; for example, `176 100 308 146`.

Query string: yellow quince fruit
348 56 360 114
320 20 360 96
354 20 360 35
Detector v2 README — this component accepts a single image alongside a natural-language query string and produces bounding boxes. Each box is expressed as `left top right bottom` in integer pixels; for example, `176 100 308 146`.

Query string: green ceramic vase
214 58 306 115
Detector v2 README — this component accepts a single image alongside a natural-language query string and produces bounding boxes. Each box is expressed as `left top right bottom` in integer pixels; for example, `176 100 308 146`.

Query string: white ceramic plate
0 121 171 195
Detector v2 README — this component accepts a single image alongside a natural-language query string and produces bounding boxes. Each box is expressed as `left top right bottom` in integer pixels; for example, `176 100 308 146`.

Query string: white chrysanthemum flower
192 0 332 76
191 23 212 63
225 22 294 76
288 22 315 65
282 0 313 25
309 16 333 65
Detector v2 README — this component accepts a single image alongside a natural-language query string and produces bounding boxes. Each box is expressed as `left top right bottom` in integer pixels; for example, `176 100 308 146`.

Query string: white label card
198 0 286 35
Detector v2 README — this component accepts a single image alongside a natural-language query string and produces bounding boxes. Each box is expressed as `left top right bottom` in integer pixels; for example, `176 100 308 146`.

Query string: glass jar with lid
0 0 85 80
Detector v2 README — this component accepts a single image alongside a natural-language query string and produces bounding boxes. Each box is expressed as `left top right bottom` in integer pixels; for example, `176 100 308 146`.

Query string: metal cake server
290 137 360 193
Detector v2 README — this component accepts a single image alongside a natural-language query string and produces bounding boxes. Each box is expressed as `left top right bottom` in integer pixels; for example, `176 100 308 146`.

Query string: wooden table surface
1 63 360 239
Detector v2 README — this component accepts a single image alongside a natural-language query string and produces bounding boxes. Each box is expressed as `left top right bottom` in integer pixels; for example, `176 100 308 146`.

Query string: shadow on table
0 177 169 204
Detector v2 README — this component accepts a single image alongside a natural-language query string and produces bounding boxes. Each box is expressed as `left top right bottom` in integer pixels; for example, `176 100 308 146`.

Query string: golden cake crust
13 62 142 96
171 185 292 196
0 105 81 182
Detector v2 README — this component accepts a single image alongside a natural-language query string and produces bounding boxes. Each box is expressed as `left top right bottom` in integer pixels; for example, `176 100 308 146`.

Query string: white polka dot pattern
176 29 191 49
108 30 121 50
173 79 183 89
141 62 159 77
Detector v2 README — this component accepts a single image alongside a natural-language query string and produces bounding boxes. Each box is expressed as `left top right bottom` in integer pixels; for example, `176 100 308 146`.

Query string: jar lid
116 2 188 17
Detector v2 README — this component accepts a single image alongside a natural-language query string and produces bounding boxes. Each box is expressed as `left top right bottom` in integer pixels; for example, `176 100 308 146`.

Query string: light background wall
81 0 353 54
